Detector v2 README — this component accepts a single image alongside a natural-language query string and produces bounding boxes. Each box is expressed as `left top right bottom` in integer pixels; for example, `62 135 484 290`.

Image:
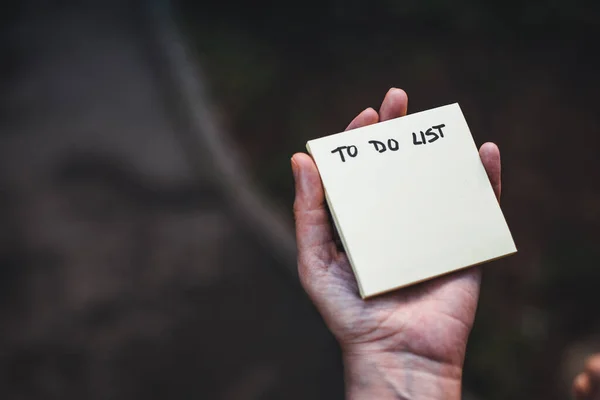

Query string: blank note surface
306 103 516 299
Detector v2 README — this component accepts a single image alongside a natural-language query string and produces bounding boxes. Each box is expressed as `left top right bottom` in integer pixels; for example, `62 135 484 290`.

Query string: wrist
342 349 463 400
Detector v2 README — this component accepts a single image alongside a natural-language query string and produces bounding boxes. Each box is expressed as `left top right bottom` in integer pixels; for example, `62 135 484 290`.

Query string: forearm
343 351 462 400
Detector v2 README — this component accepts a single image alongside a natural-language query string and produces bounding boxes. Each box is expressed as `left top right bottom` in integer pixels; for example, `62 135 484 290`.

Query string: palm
292 88 501 369
306 251 480 367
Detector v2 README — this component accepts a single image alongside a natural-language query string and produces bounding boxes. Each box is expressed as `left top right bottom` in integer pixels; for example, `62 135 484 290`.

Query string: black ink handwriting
331 122 447 160
331 145 358 162
413 124 447 146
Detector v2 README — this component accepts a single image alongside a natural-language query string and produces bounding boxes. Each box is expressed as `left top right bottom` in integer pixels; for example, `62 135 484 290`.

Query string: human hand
574 354 600 400
291 89 502 399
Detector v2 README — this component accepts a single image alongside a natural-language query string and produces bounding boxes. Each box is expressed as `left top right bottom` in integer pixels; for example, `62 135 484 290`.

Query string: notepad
306 103 517 299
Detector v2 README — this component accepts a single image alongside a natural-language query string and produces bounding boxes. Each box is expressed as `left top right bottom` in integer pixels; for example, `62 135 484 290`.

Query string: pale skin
574 354 600 400
291 88 600 399
291 88 502 399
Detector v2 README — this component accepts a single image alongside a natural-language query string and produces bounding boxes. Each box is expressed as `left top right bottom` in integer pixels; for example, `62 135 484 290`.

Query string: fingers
345 87 408 131
379 88 408 121
292 153 336 259
574 354 600 400
574 373 592 400
293 104 382 256
479 142 501 201
294 106 382 284
345 107 379 131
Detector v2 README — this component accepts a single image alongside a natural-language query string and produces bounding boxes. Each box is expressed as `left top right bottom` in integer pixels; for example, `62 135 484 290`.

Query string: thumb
292 153 336 279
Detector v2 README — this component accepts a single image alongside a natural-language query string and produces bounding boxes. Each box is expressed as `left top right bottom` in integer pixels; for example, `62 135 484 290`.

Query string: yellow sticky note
306 103 517 299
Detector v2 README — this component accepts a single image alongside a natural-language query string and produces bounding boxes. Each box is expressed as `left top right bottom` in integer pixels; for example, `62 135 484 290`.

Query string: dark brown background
1 1 600 399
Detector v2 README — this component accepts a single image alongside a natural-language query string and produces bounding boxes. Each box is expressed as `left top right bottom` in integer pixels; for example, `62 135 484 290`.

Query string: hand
291 88 502 399
574 355 600 400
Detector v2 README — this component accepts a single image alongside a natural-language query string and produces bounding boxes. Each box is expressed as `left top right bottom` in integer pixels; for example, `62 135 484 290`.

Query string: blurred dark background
1 0 600 399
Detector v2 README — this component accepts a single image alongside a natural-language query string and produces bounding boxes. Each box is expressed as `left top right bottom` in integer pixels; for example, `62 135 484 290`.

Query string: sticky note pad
306 103 517 299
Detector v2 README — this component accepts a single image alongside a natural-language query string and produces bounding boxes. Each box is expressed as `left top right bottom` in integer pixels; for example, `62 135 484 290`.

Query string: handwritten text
330 124 446 162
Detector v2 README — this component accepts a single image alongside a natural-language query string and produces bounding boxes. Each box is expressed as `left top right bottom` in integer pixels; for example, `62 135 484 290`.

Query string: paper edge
361 247 518 299
306 102 518 300
306 102 460 147
455 103 519 254
306 141 367 298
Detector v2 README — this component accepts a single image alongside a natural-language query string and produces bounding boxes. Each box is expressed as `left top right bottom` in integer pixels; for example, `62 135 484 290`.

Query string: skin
574 354 600 400
291 88 502 399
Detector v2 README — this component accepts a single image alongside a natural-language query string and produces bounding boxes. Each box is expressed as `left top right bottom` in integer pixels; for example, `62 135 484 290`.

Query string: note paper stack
306 103 517 299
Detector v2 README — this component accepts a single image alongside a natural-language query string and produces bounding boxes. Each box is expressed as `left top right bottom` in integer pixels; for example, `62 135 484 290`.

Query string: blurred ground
1 0 600 399
0 2 340 399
